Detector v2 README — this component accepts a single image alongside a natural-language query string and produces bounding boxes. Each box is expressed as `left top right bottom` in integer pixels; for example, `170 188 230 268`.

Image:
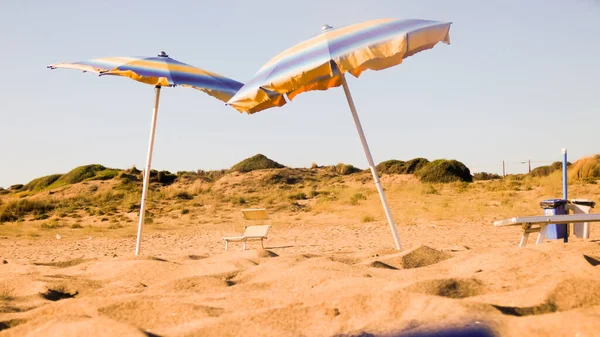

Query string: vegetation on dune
230 154 285 173
376 160 406 175
23 174 63 191
404 158 430 174
569 155 600 183
473 172 502 181
262 169 304 185
377 158 430 175
333 163 361 175
415 159 472 183
529 161 572 178
149 170 177 185
0 199 56 222
3 154 600 236
55 164 119 186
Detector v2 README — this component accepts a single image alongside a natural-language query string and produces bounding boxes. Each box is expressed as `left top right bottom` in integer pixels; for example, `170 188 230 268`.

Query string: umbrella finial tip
321 24 333 32
158 51 169 57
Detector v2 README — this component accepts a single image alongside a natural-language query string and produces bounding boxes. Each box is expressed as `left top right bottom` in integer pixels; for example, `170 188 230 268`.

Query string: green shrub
148 170 177 185
196 169 227 182
0 188 8 195
116 172 140 183
376 160 406 175
40 219 63 229
33 213 50 220
404 158 430 174
24 174 63 191
126 166 142 175
550 161 571 171
422 184 439 195
175 171 199 183
350 193 367 205
181 208 190 215
230 196 247 205
93 169 120 180
473 172 502 181
416 159 472 183
335 163 361 175
529 165 553 177
529 161 571 178
262 170 302 185
55 164 107 185
361 214 375 223
9 184 24 191
174 191 194 200
376 158 429 175
288 192 307 200
230 154 285 173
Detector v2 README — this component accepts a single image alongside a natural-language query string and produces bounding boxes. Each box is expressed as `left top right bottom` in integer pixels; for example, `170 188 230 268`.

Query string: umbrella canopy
227 18 451 113
48 51 242 102
227 19 452 250
49 52 243 255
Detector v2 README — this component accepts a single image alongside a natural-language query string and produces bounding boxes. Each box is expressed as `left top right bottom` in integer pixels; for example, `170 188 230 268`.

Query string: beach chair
222 208 271 251
494 213 600 247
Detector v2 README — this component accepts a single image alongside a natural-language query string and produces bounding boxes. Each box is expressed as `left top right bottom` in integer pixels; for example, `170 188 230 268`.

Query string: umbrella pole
340 75 402 250
135 85 162 256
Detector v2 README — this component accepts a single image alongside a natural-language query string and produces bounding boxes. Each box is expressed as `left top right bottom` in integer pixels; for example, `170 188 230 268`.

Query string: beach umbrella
227 19 452 250
48 52 244 255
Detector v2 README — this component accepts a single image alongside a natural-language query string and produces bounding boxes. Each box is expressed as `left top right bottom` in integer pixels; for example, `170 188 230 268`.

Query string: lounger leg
243 241 246 252
261 238 264 249
520 232 529 247
225 240 228 251
536 225 547 245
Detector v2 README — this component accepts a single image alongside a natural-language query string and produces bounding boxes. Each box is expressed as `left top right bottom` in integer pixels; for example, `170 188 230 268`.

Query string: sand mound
157 275 234 292
255 249 279 258
548 278 600 310
369 261 399 270
407 278 485 299
401 246 452 269
0 318 27 332
10 316 148 337
98 298 224 330
491 278 600 317
33 258 92 268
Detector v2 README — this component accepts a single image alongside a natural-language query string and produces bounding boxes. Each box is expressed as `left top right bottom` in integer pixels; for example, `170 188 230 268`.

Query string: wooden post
502 160 506 177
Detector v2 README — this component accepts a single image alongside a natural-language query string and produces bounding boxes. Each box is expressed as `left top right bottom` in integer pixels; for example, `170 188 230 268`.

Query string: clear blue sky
1 0 599 188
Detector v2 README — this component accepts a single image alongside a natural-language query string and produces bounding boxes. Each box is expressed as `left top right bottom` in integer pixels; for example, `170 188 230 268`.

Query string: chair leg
243 241 246 252
261 238 264 249
225 240 228 251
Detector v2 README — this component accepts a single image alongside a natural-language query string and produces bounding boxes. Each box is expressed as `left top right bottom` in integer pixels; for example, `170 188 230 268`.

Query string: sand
0 220 599 337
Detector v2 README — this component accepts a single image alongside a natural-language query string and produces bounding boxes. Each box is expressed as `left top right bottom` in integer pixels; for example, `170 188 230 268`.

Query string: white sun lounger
494 213 600 247
223 209 271 251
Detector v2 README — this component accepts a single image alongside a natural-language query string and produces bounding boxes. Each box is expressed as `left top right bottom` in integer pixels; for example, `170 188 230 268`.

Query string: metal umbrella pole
340 74 402 250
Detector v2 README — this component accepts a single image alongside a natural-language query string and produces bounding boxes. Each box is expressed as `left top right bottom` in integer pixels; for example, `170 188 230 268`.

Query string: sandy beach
1 170 599 336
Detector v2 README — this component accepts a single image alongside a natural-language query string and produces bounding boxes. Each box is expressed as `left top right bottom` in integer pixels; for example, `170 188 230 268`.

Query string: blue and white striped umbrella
228 19 452 250
49 51 244 255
